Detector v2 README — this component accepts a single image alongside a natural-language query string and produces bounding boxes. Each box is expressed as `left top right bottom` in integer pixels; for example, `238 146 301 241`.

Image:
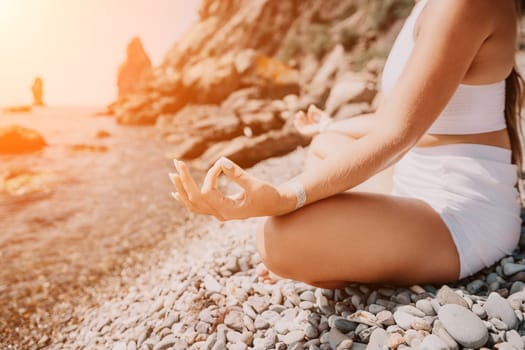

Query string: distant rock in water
3 105 32 113
96 130 111 139
32 76 45 106
117 37 152 98
0 125 47 154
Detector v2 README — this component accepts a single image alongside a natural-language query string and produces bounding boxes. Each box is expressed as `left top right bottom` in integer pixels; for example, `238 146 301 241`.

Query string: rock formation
109 0 412 167
0 125 47 154
32 77 44 106
117 37 152 99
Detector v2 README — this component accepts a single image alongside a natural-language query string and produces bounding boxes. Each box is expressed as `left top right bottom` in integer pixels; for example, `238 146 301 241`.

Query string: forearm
323 113 377 139
276 128 410 215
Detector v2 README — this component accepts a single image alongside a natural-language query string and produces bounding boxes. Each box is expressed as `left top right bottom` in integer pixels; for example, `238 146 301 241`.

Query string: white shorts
390 143 522 280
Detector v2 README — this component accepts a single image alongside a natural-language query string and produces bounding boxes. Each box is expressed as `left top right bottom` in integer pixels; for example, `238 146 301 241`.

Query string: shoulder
417 0 496 40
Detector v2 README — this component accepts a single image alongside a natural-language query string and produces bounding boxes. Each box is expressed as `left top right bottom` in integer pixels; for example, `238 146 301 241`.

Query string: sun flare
0 0 21 25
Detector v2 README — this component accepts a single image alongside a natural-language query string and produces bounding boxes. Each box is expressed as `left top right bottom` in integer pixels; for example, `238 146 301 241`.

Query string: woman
169 0 524 287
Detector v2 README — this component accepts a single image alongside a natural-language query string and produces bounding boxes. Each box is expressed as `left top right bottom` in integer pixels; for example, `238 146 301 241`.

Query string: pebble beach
47 145 525 350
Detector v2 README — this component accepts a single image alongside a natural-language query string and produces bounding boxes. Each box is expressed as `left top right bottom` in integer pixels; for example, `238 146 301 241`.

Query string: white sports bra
380 0 507 135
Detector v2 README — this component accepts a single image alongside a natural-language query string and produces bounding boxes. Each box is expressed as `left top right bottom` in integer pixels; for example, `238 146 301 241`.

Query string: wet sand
0 107 207 348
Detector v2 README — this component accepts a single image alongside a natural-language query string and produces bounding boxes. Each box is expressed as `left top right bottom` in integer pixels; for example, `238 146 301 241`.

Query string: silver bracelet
289 178 306 209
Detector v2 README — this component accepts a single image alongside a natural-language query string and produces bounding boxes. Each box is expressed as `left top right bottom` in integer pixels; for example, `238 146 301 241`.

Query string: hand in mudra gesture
293 104 333 136
169 157 284 221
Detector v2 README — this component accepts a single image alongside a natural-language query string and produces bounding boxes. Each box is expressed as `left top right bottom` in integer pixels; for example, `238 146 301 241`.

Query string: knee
255 216 295 278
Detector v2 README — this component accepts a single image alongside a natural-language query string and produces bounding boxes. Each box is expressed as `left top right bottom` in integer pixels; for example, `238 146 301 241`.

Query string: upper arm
374 0 494 147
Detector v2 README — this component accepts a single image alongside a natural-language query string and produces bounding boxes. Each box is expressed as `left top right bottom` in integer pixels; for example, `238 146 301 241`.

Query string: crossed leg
255 131 461 288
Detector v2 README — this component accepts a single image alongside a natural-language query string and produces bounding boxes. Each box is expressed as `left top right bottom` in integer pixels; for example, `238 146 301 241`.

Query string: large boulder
325 71 377 115
0 125 47 154
117 37 152 98
194 122 311 170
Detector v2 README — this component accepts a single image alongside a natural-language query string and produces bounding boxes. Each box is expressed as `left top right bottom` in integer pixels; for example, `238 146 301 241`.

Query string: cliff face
110 0 412 169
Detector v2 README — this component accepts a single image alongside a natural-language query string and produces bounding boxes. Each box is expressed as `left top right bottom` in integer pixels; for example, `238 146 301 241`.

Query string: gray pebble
199 308 217 324
336 339 353 350
376 310 395 326
304 323 319 339
318 295 334 315
355 323 369 335
392 292 411 305
334 319 358 333
227 330 242 343
367 291 379 305
366 328 388 350
327 328 351 349
300 301 315 310
349 342 367 350
430 299 441 314
153 335 177 350
393 310 417 330
203 275 222 293
418 334 448 350
300 291 316 302
472 303 486 318
503 263 525 276
436 286 468 308
274 342 287 350
195 321 210 334
505 329 525 349
113 342 127 350
395 305 426 317
229 342 247 350
484 292 518 329
438 304 488 348
486 272 500 284
283 330 305 345
254 316 270 330
510 281 525 295
225 310 244 332
288 342 304 350
211 340 226 350
490 317 509 331
415 299 436 316
368 304 386 314
242 304 257 320
247 296 270 313
466 280 487 294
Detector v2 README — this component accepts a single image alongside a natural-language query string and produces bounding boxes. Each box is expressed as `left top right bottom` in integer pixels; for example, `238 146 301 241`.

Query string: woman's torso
388 0 517 151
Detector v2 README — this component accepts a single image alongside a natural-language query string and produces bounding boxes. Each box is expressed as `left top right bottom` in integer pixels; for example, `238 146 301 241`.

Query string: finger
172 173 207 212
308 104 324 123
312 104 331 121
171 191 205 214
218 157 258 191
307 104 318 123
174 160 201 202
295 110 306 122
202 161 223 194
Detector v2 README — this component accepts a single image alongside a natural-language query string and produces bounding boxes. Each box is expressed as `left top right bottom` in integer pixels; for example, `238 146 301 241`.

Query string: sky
0 0 200 107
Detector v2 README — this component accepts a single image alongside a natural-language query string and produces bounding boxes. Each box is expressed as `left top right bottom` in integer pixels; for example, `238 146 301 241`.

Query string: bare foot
256 262 284 284
293 104 332 136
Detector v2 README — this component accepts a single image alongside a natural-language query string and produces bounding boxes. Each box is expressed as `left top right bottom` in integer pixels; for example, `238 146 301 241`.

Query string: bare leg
256 132 460 287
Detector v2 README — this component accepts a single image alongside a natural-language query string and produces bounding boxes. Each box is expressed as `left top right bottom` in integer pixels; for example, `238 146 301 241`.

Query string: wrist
276 181 301 215
318 118 333 133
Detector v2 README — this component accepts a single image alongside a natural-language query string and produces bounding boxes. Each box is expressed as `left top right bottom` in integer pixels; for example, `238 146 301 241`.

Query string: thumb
218 156 257 190
308 104 327 121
